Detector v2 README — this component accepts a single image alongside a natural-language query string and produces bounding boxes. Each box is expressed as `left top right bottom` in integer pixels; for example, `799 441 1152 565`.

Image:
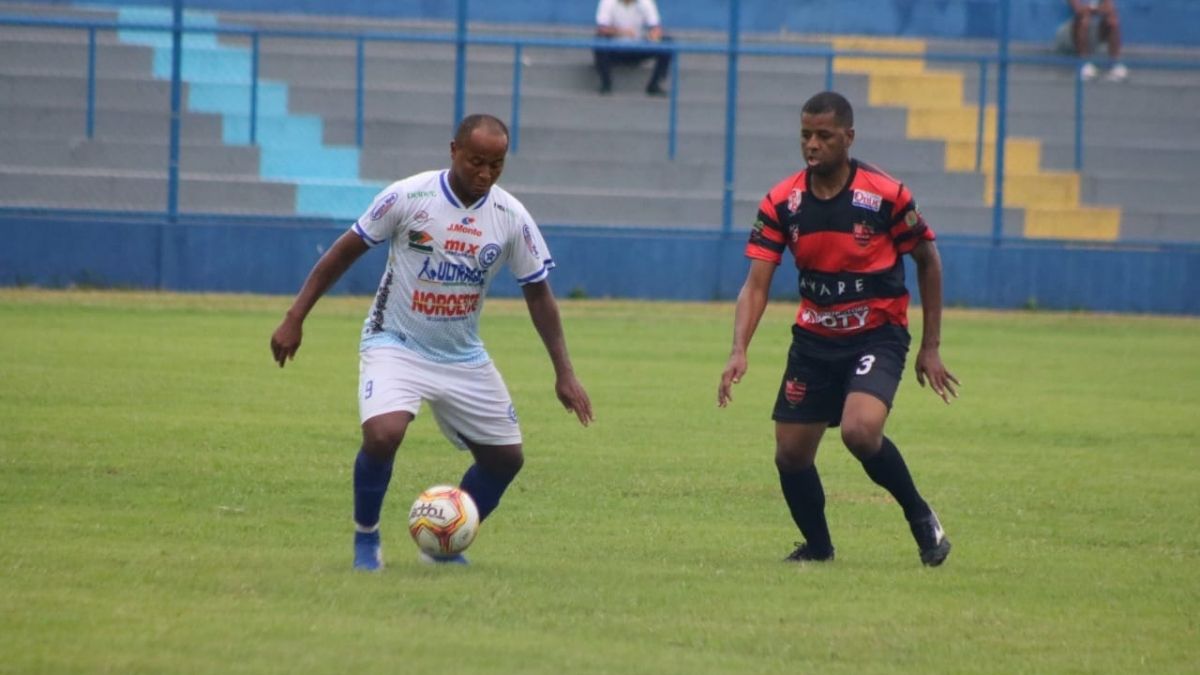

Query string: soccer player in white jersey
270 114 594 570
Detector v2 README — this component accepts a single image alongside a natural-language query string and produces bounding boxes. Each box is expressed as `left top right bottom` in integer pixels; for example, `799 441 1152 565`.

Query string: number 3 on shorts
856 355 876 375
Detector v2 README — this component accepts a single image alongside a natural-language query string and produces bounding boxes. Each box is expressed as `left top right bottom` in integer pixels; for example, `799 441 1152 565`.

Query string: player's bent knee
840 424 882 459
360 415 411 456
472 443 524 478
775 447 815 473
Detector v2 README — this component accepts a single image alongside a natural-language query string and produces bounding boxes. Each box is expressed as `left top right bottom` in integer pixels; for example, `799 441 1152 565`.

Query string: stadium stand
0 1 1197 242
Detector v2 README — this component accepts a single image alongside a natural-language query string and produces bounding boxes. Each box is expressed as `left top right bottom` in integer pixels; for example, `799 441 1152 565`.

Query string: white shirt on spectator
596 0 661 42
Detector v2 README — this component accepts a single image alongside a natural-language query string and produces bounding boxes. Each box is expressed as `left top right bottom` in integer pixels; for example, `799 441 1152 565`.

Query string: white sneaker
1080 62 1098 81
1105 63 1128 82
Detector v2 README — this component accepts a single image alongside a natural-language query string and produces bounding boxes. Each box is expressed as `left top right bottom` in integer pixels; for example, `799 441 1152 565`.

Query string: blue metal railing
4 13 1200 239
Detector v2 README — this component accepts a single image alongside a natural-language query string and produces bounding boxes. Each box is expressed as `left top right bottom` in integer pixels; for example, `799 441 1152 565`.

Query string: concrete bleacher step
0 166 294 214
0 104 225 141
0 135 262 174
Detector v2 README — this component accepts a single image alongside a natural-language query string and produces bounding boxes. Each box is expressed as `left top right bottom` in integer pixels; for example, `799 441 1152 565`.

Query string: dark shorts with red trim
771 323 911 427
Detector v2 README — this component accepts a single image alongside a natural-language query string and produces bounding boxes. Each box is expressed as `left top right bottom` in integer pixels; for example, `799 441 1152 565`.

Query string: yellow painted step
832 36 926 75
868 72 965 108
982 172 1080 208
945 138 1042 173
1025 207 1121 240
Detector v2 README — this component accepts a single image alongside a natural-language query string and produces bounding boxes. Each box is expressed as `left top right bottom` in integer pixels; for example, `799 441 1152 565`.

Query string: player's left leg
460 440 524 522
841 393 950 566
429 360 524 522
841 342 950 566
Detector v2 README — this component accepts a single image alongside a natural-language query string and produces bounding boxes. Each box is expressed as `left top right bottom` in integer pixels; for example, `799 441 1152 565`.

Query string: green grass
1 289 1197 674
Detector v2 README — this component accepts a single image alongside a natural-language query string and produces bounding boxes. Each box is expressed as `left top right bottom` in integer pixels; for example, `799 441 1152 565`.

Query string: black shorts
772 324 911 427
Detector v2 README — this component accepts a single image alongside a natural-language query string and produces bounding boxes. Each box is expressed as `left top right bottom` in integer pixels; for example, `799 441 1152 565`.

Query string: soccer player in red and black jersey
717 91 959 567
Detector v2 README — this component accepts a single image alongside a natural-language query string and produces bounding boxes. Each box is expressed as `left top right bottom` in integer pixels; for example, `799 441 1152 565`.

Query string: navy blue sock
459 463 515 521
778 465 834 554
860 436 931 522
353 448 394 530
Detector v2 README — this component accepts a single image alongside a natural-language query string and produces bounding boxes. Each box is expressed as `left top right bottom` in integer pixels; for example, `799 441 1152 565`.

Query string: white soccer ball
407 485 480 558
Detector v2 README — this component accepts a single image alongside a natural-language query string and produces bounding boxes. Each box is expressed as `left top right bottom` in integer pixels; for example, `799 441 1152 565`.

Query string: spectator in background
1067 0 1127 82
594 0 671 96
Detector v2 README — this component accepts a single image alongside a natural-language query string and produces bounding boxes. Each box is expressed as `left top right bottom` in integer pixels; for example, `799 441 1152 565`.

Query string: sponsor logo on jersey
787 188 803 214
904 208 920 227
370 192 398 220
478 243 502 270
413 210 431 224
449 216 482 237
407 230 434 252
522 224 539 257
445 239 480 258
800 305 871 331
494 202 508 213
800 275 867 299
784 379 807 405
752 218 765 232
368 269 394 333
507 403 518 423
417 257 486 287
407 190 437 199
410 290 481 318
853 222 872 247
789 223 801 243
852 189 883 212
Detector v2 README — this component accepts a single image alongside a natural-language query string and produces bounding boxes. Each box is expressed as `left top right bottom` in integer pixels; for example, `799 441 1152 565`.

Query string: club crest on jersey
785 379 807 405
853 222 872 247
904 208 920 227
478 243 502 270
852 189 882 212
407 230 434 252
370 192 398 220
787 188 803 214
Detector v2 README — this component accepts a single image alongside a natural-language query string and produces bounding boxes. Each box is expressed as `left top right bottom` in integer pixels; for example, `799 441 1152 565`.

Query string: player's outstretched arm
719 259 775 407
521 280 594 427
270 231 370 368
910 240 960 403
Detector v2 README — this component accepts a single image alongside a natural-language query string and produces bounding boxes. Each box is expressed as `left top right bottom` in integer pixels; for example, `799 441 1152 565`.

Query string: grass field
1 288 1197 674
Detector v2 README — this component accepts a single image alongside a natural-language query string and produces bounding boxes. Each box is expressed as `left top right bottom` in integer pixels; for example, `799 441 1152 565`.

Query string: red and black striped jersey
746 159 935 339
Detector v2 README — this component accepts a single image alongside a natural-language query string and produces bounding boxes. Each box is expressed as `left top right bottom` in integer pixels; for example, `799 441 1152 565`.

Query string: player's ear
845 127 855 147
450 140 459 159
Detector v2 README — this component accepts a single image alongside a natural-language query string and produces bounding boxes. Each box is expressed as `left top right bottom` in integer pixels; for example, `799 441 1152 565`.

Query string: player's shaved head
802 91 854 129
454 114 510 146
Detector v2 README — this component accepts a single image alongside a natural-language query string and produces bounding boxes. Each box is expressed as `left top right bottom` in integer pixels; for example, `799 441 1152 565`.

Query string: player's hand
556 373 594 427
718 352 748 408
915 346 960 404
270 315 303 368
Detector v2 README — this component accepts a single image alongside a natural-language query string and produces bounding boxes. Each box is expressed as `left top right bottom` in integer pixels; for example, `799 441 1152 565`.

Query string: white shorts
358 346 521 450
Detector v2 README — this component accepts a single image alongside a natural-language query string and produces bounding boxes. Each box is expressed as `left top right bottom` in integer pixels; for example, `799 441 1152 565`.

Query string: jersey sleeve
353 183 410 247
745 192 788 265
640 0 662 27
596 0 615 25
508 206 555 286
889 184 936 255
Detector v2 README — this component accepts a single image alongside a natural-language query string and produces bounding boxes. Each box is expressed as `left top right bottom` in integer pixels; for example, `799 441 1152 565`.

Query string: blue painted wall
63 0 1200 47
3 215 1197 314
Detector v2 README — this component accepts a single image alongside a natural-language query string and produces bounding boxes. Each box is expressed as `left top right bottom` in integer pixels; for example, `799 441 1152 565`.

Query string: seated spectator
593 0 672 96
1065 0 1127 82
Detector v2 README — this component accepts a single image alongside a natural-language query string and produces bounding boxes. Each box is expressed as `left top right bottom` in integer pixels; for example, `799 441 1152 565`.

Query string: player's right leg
353 347 427 571
775 421 835 562
771 344 843 562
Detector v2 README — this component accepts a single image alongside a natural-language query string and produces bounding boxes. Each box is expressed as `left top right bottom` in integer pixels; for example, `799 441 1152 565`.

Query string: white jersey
352 170 553 365
596 0 661 41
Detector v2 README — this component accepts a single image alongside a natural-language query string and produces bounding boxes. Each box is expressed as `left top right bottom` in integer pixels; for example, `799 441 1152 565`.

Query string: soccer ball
408 485 480 559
